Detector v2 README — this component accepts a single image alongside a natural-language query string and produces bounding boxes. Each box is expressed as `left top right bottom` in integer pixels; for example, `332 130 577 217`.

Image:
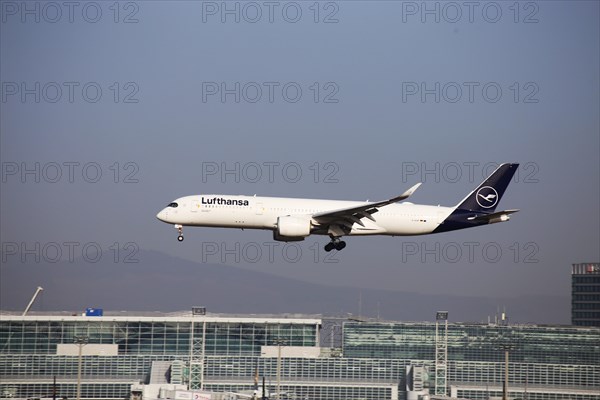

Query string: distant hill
0 249 569 324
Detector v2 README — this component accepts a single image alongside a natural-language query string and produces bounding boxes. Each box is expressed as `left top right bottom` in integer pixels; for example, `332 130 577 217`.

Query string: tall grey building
572 262 600 326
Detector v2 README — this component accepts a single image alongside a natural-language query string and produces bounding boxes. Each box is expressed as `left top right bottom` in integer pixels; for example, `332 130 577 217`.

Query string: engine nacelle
273 231 306 242
275 216 311 241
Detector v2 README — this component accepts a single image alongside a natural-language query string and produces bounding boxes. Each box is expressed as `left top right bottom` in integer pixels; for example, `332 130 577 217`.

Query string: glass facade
202 356 406 399
343 321 600 399
0 320 317 357
203 323 317 356
0 321 192 355
0 314 319 400
342 322 600 364
1 312 599 400
203 356 407 381
572 263 600 327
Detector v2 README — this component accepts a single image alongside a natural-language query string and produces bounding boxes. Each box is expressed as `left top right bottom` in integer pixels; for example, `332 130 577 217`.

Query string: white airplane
157 163 519 251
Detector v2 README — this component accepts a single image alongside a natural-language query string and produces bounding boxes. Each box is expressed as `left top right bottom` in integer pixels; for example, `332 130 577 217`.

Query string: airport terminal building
0 311 599 400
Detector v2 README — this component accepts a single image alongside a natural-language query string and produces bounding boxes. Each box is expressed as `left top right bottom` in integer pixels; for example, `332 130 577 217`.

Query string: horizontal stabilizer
468 209 520 223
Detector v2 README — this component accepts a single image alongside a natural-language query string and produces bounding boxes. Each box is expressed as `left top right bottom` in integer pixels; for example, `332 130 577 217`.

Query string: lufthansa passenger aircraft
157 163 519 251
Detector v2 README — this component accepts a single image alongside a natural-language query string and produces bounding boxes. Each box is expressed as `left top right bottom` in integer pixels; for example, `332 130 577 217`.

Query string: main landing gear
175 225 184 242
324 237 346 252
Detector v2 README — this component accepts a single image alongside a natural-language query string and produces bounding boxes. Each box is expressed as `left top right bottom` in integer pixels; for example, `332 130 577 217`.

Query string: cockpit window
167 202 178 208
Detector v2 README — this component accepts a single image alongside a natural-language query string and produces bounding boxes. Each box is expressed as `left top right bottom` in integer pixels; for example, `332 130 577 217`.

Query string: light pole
435 311 449 396
74 336 88 400
504 347 509 400
273 338 287 400
498 343 514 400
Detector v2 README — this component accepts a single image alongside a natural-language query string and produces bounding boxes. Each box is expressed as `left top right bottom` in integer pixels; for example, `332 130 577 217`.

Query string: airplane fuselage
157 194 456 236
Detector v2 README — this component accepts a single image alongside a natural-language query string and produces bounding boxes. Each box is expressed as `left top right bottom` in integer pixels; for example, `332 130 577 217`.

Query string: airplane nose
156 209 167 222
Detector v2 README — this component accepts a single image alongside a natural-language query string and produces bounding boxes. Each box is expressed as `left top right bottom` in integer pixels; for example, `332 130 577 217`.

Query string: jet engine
274 216 311 242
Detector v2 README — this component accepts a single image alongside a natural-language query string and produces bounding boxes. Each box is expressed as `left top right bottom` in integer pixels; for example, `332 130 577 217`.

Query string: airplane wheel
335 241 346 251
324 242 335 252
177 235 184 242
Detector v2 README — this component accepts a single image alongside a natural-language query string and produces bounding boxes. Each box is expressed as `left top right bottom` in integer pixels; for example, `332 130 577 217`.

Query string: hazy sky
1 1 599 311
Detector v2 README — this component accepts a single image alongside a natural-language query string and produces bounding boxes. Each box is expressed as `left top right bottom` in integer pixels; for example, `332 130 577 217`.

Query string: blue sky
1 1 598 313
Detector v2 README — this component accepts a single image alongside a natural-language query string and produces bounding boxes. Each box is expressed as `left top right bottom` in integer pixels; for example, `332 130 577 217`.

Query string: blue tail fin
456 163 519 213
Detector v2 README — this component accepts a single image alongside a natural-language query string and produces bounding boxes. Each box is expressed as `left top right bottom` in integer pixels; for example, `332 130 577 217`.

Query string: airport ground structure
571 263 600 327
0 311 599 400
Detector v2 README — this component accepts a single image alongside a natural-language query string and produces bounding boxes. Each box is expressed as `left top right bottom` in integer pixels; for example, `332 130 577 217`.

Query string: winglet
394 182 423 202
387 182 422 203
400 182 423 199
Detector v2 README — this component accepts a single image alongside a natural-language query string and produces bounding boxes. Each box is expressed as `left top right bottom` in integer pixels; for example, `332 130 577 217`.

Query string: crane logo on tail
476 186 499 209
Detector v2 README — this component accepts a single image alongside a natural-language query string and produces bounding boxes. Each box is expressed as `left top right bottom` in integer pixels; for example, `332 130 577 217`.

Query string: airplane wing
312 183 422 229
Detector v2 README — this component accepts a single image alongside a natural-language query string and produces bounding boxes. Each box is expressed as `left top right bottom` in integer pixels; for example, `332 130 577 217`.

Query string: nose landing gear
324 237 346 252
175 225 184 242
